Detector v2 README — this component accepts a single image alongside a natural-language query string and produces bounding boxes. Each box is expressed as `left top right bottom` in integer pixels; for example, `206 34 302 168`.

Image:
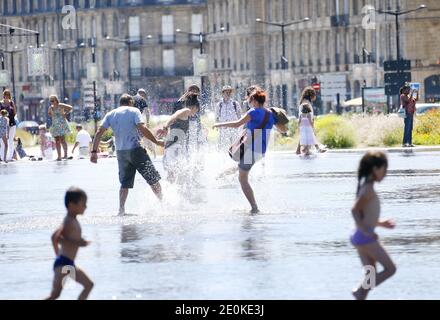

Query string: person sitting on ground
39 124 55 161
72 124 92 159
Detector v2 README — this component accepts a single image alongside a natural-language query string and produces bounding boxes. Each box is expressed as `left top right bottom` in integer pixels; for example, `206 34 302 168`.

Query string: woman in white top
296 87 327 155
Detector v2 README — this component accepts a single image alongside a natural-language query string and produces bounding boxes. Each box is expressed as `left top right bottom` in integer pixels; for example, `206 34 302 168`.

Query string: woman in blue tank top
213 89 286 214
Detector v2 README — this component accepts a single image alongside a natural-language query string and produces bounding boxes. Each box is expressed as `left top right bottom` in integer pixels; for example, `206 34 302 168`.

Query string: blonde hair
3 89 12 99
49 95 60 104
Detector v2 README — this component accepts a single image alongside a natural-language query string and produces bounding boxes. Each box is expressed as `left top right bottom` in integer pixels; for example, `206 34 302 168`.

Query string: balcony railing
159 35 176 44
1 0 207 16
331 15 350 27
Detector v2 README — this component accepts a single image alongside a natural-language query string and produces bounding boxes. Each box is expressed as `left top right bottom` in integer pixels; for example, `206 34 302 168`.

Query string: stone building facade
0 0 207 121
206 0 440 113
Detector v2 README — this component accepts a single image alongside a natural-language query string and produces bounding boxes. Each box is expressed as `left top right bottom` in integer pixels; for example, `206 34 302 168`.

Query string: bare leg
353 243 396 300
55 137 62 160
238 168 259 213
296 141 301 155
2 138 7 163
61 136 68 158
45 268 65 300
74 267 94 300
352 247 375 300
119 188 129 215
304 146 311 156
365 242 397 287
150 182 163 201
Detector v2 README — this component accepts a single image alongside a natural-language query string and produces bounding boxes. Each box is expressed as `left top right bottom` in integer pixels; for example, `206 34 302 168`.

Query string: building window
191 13 203 42
161 15 174 43
101 13 108 38
128 16 140 42
163 49 175 75
130 50 141 77
113 13 119 37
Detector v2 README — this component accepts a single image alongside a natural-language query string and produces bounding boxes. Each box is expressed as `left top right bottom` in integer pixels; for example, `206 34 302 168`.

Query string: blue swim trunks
53 255 75 270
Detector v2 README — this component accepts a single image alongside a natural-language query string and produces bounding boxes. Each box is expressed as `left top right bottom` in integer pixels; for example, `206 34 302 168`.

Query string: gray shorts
238 150 264 172
117 147 161 189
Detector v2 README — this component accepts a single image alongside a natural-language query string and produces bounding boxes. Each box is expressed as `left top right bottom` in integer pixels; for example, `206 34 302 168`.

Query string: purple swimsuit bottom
350 228 377 246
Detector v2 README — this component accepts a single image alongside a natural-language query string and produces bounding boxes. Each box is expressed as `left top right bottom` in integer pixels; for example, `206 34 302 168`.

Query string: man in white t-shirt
72 124 92 158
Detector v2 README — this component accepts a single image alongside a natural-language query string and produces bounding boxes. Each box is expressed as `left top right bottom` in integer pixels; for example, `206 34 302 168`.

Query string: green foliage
382 127 404 147
315 115 356 149
413 110 440 145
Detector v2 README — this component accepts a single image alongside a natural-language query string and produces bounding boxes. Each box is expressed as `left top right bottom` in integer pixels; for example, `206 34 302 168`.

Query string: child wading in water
351 151 396 300
298 103 317 156
46 187 94 300
0 109 9 162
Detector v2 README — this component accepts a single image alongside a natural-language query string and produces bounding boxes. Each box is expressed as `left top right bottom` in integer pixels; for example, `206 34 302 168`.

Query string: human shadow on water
0 164 18 175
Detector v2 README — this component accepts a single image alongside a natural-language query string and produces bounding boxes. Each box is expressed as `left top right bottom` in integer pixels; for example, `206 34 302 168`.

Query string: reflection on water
383 184 440 202
1 151 440 299
240 217 269 261
120 224 197 264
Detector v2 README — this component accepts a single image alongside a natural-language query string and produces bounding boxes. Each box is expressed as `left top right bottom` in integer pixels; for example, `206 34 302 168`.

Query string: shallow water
1 150 440 300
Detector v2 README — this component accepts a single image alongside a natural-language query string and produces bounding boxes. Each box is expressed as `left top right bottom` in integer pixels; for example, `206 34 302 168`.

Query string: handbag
398 105 406 118
228 109 270 162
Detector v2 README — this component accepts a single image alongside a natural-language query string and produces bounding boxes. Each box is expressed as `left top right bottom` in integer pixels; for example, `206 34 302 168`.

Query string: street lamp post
90 38 99 133
176 27 225 103
0 51 5 92
375 4 427 112
105 35 153 94
0 24 40 48
56 44 67 102
375 4 427 61
256 17 310 110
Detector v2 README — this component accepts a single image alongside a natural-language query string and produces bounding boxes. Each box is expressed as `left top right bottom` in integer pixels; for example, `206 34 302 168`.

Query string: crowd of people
1 85 408 301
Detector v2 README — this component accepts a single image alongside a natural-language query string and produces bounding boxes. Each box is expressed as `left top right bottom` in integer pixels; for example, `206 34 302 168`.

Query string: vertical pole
92 46 97 133
127 41 132 94
1 52 5 92
199 33 205 108
281 25 287 110
36 33 40 48
11 51 16 103
361 85 365 113
281 25 286 68
395 14 400 61
61 49 66 102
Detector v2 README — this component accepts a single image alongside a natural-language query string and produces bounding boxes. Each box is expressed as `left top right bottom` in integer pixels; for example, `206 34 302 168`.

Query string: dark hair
357 151 388 196
300 87 317 104
301 104 312 113
120 94 134 106
400 83 411 95
0 109 8 117
185 93 200 110
179 85 201 102
249 89 267 105
246 85 261 97
65 187 88 208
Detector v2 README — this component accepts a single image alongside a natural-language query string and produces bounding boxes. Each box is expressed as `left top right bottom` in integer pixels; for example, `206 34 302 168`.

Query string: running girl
351 151 396 300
